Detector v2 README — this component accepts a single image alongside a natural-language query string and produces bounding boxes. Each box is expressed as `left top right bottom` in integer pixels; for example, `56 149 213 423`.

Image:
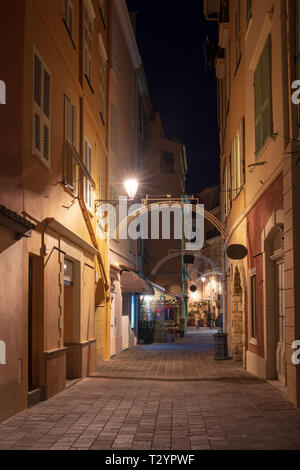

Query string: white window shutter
231 142 235 200
84 139 92 210
33 113 41 153
33 53 42 155
42 68 51 161
84 139 88 205
88 145 92 209
33 51 51 162
240 117 245 187
33 54 42 107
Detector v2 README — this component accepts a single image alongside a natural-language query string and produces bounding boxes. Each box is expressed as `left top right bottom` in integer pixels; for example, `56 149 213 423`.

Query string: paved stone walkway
1 329 300 450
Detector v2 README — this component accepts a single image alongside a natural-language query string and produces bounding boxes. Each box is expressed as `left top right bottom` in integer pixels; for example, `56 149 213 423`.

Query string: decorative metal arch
151 251 217 277
112 201 225 240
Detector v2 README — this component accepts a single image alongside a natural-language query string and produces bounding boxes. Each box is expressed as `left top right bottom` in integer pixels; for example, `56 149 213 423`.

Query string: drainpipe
222 235 228 333
181 195 187 331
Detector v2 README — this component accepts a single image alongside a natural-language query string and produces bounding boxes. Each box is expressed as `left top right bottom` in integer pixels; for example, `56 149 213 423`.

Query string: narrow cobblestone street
1 329 300 451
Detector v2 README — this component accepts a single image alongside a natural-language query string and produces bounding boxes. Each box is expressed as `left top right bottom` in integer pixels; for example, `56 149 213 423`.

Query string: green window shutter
254 36 272 156
254 59 263 155
262 36 272 146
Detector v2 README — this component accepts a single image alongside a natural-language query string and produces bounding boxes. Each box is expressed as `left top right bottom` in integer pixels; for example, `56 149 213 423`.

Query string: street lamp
95 178 139 209
201 277 206 283
124 179 139 199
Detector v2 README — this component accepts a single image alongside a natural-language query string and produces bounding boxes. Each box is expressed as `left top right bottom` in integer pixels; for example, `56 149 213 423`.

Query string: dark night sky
125 0 220 195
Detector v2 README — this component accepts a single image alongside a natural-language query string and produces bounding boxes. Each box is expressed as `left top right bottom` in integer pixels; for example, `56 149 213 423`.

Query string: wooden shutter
235 1 241 67
231 141 236 199
33 51 51 162
68 0 74 35
225 38 230 113
64 96 76 189
42 68 51 160
84 139 92 210
261 36 272 146
240 117 245 188
84 8 92 80
246 0 252 29
113 24 117 75
254 36 272 156
33 53 42 154
254 57 263 155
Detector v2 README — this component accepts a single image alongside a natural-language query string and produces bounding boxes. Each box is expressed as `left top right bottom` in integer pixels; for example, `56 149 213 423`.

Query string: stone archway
262 209 285 383
232 267 244 361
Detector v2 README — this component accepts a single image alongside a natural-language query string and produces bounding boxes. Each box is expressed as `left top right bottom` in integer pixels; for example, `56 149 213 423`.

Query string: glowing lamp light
124 179 139 199
191 291 199 301
201 277 206 283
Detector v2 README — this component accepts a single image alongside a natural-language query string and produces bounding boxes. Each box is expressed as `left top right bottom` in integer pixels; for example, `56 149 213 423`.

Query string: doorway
265 222 286 385
232 267 243 361
28 257 33 391
275 258 286 384
63 258 80 380
28 255 43 403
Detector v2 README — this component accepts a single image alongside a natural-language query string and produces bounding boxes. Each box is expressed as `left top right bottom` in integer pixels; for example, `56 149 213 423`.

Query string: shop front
138 283 182 343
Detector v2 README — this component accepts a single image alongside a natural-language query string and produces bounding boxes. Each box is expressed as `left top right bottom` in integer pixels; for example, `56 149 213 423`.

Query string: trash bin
213 331 228 360
167 333 175 344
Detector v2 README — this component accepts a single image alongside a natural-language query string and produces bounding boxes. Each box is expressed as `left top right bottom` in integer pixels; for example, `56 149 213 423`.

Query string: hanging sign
226 244 248 260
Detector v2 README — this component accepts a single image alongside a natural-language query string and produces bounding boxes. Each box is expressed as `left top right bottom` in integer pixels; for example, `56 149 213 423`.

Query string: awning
149 281 181 301
121 269 154 295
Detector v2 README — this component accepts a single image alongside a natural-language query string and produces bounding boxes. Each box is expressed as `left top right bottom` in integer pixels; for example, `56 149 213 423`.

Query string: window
84 7 93 84
98 34 107 124
246 0 252 30
276 260 285 344
231 118 245 199
98 168 103 200
254 35 273 156
131 294 135 329
235 1 241 69
250 271 258 339
99 0 106 26
225 38 231 113
138 94 144 138
160 152 174 174
112 24 117 76
64 259 74 286
64 0 74 39
224 162 231 219
84 138 92 211
110 104 117 153
32 50 51 163
64 95 77 190
99 55 105 121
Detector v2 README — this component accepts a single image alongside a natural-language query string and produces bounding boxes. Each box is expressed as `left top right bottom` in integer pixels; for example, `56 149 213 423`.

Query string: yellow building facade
0 0 111 422
205 0 300 406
